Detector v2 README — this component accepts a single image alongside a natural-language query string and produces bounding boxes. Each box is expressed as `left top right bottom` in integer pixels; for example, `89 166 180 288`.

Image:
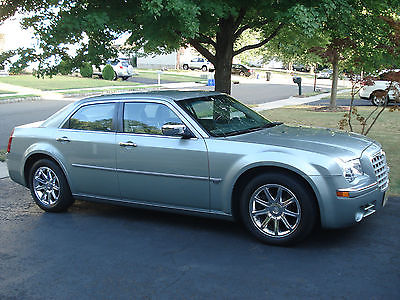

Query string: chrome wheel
33 166 60 207
371 94 388 106
249 184 301 238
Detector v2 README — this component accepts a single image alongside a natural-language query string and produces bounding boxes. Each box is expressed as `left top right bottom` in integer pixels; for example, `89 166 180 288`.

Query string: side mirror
161 124 194 139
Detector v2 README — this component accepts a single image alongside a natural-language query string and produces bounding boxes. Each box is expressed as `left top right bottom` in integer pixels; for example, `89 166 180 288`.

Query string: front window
177 95 277 137
123 102 184 136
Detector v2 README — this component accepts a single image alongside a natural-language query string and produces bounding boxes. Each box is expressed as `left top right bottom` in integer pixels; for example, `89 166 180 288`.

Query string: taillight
7 128 14 153
119 66 123 69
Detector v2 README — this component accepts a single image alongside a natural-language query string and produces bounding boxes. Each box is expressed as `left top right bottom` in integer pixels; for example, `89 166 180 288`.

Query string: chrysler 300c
7 91 389 245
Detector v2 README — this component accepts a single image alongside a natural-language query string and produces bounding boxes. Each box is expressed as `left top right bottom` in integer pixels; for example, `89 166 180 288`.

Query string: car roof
75 90 224 105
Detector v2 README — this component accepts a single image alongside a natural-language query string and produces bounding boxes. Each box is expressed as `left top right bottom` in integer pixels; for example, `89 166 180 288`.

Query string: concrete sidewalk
254 89 350 111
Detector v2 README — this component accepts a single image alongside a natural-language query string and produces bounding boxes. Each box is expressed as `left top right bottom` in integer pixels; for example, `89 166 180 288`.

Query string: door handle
119 141 137 147
56 136 70 142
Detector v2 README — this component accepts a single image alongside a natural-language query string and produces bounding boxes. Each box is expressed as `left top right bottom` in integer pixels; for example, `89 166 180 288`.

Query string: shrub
58 60 73 75
80 62 93 78
102 64 115 80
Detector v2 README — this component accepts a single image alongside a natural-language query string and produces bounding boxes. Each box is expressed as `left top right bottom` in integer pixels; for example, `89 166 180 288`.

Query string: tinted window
123 102 183 135
68 103 115 132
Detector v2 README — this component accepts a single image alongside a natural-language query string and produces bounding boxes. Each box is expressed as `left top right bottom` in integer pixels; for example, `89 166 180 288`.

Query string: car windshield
177 95 281 137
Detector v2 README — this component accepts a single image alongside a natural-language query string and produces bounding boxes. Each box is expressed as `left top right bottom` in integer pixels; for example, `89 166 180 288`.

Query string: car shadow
64 199 364 249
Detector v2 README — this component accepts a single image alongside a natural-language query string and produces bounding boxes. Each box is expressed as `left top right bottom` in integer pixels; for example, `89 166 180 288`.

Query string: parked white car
359 76 400 106
316 69 333 79
93 58 136 80
182 57 214 72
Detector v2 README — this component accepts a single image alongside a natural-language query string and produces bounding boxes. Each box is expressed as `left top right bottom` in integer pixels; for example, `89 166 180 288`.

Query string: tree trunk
330 53 339 109
214 17 234 94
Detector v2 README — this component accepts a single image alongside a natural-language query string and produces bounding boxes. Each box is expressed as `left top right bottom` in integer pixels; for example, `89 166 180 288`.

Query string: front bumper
312 175 387 229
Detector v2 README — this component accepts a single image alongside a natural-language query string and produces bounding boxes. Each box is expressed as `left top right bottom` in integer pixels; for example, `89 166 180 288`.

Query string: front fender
209 149 333 220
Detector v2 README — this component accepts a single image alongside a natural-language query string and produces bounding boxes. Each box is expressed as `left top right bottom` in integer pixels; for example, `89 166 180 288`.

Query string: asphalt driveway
0 177 399 299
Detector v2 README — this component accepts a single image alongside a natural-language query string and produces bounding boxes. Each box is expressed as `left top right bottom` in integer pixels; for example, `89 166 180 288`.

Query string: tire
239 173 317 246
239 71 245 76
122 76 129 81
371 92 388 106
29 159 74 212
182 64 189 70
201 65 208 72
113 72 118 81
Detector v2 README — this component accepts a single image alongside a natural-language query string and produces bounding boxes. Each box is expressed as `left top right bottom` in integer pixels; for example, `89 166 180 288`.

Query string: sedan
232 64 252 77
7 91 389 245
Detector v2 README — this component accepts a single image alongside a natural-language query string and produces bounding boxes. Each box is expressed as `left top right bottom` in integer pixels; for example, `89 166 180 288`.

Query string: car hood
225 125 375 158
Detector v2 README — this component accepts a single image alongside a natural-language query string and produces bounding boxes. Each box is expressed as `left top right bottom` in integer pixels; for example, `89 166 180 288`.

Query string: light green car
7 91 389 245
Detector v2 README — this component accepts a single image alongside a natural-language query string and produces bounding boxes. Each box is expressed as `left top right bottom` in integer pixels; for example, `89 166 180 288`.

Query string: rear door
54 102 119 198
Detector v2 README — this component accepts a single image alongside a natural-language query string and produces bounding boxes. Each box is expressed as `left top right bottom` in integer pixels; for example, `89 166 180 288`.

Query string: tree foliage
1 0 323 94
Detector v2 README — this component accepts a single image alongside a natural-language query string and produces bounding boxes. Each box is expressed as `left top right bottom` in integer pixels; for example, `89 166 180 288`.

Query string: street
0 177 399 299
0 100 73 149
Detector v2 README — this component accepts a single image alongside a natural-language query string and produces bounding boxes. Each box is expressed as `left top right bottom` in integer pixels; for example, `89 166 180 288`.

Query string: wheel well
370 90 386 98
231 166 321 224
24 153 61 186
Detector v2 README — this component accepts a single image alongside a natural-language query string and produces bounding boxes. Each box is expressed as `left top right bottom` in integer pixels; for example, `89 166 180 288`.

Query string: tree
1 0 322 94
308 0 400 109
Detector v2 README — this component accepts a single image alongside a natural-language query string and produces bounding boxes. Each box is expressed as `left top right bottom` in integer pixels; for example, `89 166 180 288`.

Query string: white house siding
137 52 178 69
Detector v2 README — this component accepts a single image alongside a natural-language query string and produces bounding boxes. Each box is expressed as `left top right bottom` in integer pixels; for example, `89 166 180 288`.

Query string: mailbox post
292 76 302 96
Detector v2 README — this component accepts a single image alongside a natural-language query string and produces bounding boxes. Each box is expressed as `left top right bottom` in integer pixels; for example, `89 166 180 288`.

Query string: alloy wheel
249 184 301 238
33 166 60 207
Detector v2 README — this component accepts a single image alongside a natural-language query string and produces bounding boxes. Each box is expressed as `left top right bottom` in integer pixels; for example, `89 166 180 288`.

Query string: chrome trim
337 182 378 193
72 163 115 172
72 192 231 217
119 141 137 147
116 131 198 140
71 163 222 183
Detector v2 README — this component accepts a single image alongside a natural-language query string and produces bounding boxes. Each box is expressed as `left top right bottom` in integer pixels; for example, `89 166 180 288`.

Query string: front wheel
240 173 317 245
182 64 189 70
201 65 208 72
29 159 74 212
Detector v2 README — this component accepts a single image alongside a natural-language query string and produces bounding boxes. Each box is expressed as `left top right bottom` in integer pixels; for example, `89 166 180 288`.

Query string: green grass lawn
261 106 400 196
0 75 141 91
0 90 16 95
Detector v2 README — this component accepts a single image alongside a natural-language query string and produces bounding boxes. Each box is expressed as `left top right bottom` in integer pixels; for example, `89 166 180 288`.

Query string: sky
0 14 36 51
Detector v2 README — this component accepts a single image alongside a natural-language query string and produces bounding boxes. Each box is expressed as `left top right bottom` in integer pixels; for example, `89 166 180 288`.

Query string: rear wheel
182 64 189 70
239 71 245 76
240 173 317 245
29 159 74 212
371 91 388 106
201 65 208 72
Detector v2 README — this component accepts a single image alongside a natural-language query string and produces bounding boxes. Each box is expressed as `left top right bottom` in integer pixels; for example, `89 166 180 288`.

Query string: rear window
66 103 115 132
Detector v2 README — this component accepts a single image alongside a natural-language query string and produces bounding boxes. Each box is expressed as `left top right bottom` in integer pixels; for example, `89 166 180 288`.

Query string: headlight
338 158 363 183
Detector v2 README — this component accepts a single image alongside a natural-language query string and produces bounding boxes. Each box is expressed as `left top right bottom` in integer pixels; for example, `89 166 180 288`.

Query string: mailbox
292 76 302 95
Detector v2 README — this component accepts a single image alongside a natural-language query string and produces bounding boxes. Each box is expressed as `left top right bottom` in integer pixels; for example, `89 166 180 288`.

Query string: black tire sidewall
29 159 73 212
239 173 317 246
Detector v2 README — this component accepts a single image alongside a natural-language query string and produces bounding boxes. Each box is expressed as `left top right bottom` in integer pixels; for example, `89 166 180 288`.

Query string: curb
0 161 8 179
0 96 40 104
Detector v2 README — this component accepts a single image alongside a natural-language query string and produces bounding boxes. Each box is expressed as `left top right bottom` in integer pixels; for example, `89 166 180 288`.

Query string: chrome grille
371 150 389 190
